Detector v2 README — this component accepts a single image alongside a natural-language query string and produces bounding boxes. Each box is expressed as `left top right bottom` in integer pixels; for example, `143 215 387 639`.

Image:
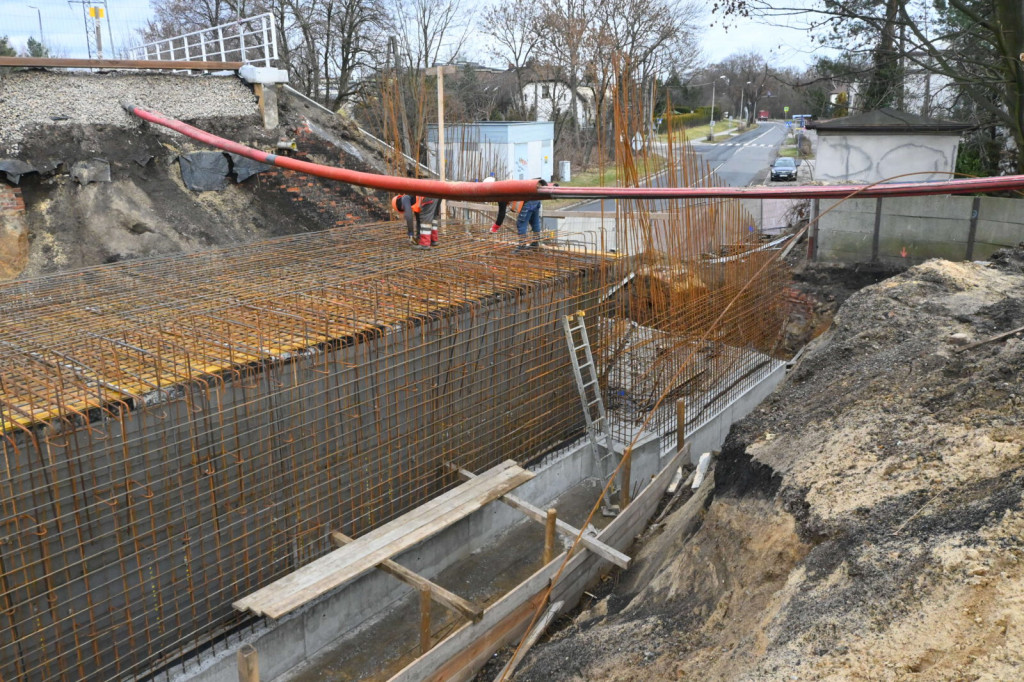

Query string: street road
568 121 788 213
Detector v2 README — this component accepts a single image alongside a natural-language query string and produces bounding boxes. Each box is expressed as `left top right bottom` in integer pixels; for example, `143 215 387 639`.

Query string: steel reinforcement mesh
0 156 788 679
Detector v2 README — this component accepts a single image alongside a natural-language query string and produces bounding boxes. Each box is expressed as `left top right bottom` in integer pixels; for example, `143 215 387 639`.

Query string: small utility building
808 108 972 183
426 121 554 182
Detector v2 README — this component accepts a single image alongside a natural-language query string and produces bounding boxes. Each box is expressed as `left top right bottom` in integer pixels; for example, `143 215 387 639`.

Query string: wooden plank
330 532 483 623
235 461 533 619
241 463 528 618
0 57 244 70
421 586 553 682
492 600 563 682
235 461 519 614
420 588 432 654
449 465 631 569
391 445 689 682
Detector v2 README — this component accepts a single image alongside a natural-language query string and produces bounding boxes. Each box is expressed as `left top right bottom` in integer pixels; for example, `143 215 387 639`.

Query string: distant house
521 78 595 128
808 108 972 183
425 121 555 182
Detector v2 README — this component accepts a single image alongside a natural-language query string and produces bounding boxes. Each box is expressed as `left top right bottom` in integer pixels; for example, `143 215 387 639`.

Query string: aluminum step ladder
562 311 620 515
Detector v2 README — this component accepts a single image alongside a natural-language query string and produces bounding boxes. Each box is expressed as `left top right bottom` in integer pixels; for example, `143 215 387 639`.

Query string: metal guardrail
126 13 277 67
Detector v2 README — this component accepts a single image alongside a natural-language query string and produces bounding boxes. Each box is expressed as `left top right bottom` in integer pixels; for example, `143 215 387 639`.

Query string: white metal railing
126 14 278 67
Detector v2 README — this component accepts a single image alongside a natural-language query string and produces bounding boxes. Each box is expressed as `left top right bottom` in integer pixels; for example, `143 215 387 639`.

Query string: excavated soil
511 248 1024 681
0 73 391 277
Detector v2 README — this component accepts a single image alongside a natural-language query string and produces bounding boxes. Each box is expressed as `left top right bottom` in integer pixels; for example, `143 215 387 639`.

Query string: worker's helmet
391 195 404 213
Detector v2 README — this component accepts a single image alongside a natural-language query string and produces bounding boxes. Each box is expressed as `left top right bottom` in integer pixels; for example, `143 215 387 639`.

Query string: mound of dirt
512 249 1024 681
1 73 391 277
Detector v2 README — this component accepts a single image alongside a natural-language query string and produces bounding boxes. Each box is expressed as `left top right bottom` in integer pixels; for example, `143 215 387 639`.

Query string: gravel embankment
0 71 258 150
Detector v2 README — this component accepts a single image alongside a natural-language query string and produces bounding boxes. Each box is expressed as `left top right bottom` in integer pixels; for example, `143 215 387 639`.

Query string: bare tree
479 0 546 117
716 0 1024 173
372 0 473 164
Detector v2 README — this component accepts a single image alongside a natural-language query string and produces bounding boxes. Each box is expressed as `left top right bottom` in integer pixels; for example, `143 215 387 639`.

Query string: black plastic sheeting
179 151 272 190
228 153 273 182
0 159 35 185
71 158 112 185
179 152 230 191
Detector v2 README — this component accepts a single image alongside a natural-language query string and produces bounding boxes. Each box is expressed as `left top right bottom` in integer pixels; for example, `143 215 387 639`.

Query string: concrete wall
817 194 1024 264
816 132 960 183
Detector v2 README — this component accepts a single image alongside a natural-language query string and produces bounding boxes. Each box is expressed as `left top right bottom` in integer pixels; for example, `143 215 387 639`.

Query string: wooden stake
543 508 557 564
420 588 432 654
620 449 632 509
437 66 446 223
237 644 259 682
493 600 564 682
676 398 686 459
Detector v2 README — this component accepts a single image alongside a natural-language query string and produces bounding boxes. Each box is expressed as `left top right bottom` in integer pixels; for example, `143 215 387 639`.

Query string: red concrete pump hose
125 103 1024 201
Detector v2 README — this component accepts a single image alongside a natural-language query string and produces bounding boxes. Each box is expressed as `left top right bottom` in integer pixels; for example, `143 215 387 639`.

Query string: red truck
757 110 770 121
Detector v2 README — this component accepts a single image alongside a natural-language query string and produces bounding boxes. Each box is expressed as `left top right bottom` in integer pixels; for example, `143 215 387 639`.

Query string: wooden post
237 644 259 682
620 448 632 509
436 66 446 224
872 197 883 262
543 508 557 564
966 195 981 261
807 198 820 261
420 588 432 654
676 399 686 460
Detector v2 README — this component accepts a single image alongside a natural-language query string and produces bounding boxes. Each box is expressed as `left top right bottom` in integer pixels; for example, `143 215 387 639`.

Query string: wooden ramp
233 460 534 620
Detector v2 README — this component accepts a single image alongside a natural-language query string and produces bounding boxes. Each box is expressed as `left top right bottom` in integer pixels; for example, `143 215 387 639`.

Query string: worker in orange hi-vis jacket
392 195 439 249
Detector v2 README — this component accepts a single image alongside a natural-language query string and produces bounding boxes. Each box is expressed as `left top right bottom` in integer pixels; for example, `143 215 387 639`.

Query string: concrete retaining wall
817 194 1024 264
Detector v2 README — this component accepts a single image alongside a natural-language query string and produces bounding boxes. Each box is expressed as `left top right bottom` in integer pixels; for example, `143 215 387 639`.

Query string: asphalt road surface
568 121 788 213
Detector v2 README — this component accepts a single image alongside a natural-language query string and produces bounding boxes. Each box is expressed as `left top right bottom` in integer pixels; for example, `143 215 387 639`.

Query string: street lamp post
710 75 728 138
27 5 43 46
740 80 751 126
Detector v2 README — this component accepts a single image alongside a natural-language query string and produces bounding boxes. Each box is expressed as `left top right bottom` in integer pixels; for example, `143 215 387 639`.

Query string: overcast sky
2 0 818 69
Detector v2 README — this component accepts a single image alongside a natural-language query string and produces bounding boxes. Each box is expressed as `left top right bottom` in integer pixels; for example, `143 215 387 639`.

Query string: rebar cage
1 129 789 679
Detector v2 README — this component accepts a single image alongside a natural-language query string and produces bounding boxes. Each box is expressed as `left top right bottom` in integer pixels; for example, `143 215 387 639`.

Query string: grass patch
656 121 758 143
546 154 669 209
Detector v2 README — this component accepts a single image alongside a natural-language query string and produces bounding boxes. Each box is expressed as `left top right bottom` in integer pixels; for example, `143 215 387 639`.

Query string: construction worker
483 173 509 234
515 178 547 247
392 194 440 249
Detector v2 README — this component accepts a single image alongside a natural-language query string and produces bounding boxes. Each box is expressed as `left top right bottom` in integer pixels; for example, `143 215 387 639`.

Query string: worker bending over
483 173 509 234
392 195 440 249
